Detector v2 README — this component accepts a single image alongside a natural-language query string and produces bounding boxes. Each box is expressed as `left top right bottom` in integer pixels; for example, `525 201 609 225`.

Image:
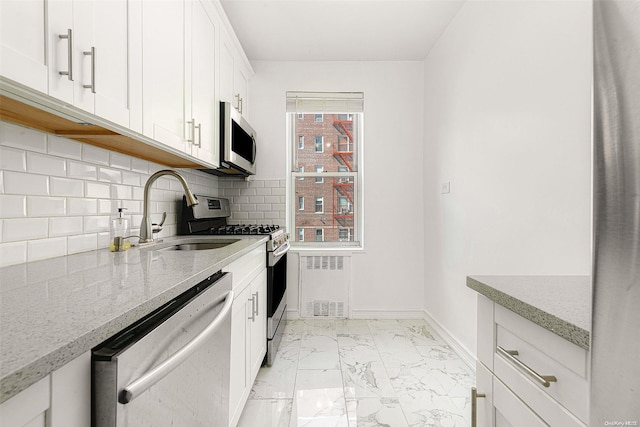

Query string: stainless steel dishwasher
92 271 233 427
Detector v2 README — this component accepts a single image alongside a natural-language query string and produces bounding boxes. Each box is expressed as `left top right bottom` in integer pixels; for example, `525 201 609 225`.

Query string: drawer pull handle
497 345 557 388
471 387 486 427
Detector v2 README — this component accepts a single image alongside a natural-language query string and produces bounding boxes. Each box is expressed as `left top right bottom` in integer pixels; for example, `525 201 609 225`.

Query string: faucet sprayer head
185 192 199 207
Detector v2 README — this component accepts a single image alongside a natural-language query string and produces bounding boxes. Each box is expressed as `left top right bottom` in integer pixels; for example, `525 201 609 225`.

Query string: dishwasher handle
119 289 234 404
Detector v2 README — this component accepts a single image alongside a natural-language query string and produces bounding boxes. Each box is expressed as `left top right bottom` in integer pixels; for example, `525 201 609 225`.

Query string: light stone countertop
0 235 268 403
467 275 592 350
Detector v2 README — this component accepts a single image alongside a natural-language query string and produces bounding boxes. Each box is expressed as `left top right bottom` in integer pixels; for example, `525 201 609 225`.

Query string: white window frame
315 228 324 242
298 228 304 241
314 136 324 153
298 196 304 210
314 113 323 122
315 166 324 183
286 91 364 250
315 196 324 213
338 228 351 242
298 135 304 149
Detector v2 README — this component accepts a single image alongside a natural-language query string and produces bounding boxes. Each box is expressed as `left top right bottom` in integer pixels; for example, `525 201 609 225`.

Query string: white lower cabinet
474 295 589 427
0 352 90 427
225 246 267 427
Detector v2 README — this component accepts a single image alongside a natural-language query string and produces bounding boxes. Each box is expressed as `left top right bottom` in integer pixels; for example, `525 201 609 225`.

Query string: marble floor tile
346 398 409 427
238 319 475 427
237 398 292 427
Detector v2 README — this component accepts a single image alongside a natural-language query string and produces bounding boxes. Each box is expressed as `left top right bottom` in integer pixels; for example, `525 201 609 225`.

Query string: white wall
249 61 426 316
422 1 593 354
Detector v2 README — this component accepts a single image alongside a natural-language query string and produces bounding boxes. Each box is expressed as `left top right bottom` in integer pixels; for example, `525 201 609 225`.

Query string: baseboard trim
349 309 426 319
423 309 476 371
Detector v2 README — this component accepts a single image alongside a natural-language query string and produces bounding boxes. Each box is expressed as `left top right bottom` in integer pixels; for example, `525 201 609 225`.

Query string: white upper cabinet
185 0 220 167
220 29 250 116
47 0 132 128
0 0 48 92
141 0 189 154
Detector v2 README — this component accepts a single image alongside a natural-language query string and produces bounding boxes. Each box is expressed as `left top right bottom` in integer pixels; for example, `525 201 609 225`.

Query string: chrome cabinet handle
253 291 259 316
471 387 486 427
248 295 256 321
497 346 557 388
58 29 73 80
83 47 96 93
194 123 202 147
120 290 234 404
235 93 242 113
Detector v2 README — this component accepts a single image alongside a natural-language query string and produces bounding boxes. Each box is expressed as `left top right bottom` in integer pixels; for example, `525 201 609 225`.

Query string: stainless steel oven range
179 194 289 366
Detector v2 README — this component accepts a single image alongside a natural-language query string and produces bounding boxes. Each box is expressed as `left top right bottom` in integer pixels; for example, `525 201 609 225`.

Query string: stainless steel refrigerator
592 0 640 424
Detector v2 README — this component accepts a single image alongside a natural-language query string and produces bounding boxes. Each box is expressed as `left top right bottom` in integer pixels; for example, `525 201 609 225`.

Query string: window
287 91 364 248
338 228 351 242
298 113 304 119
298 196 304 210
298 135 304 149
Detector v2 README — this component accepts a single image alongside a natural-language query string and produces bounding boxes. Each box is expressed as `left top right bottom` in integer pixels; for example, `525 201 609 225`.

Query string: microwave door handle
252 136 257 163
119 290 234 404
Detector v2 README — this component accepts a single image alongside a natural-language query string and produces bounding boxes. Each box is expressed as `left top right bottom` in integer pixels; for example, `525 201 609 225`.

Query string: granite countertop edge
466 276 590 351
0 236 268 403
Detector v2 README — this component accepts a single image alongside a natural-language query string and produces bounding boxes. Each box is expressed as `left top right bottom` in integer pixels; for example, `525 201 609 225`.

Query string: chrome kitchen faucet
139 170 198 244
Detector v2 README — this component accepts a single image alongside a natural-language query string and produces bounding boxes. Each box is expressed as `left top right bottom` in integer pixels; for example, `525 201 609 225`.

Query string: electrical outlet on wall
441 181 451 194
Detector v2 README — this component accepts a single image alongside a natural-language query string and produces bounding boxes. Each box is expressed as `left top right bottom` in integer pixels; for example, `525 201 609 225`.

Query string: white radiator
299 255 351 318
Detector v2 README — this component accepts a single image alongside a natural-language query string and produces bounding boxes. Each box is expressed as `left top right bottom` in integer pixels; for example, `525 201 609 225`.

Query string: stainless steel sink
154 238 241 251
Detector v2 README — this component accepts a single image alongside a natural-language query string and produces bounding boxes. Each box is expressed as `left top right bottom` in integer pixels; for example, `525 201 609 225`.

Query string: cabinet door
91 0 130 127
0 0 48 92
47 0 74 104
229 285 251 427
50 352 90 427
141 0 189 153
249 270 267 381
219 38 235 105
474 362 494 427
0 376 49 427
234 65 248 115
187 0 219 166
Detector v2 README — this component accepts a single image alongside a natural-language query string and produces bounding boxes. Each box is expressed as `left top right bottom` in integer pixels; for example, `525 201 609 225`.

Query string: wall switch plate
441 181 451 194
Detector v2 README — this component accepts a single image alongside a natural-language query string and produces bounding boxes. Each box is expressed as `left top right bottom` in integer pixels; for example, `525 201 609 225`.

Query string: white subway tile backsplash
68 198 98 215
110 152 132 170
249 196 265 204
0 122 46 153
131 158 149 174
50 177 84 197
0 195 26 218
248 212 264 220
264 195 281 203
27 237 67 262
86 182 111 199
2 218 48 242
48 136 82 160
264 180 280 187
0 241 27 267
110 184 132 200
84 216 110 233
122 171 141 186
27 152 67 177
0 146 27 172
256 204 272 211
82 145 110 165
49 216 83 237
27 196 66 217
67 234 98 254
264 211 280 219
0 124 221 265
68 161 97 180
272 188 286 196
98 167 122 183
3 171 49 195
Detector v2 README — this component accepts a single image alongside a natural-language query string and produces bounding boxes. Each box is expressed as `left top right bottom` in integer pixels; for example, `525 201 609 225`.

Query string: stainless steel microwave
214 101 257 176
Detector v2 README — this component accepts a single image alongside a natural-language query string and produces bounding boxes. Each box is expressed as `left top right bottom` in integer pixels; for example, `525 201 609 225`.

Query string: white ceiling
219 0 466 61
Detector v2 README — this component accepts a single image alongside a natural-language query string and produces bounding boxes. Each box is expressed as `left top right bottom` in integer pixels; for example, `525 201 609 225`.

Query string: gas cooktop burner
209 224 281 235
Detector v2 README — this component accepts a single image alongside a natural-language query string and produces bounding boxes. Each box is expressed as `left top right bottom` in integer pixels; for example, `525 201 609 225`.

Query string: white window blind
286 92 364 113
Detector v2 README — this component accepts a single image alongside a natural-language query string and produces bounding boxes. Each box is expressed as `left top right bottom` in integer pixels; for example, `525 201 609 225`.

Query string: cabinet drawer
494 305 588 423
223 246 266 294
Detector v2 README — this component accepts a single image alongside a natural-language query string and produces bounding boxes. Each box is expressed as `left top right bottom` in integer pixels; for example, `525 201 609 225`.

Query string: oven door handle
272 240 290 258
119 290 234 404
